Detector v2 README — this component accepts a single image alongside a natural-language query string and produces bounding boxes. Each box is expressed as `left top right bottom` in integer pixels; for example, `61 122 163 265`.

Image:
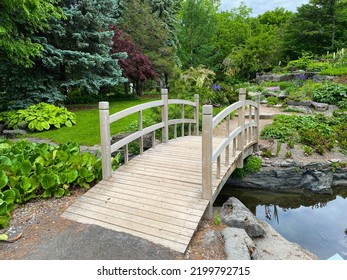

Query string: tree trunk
124 82 130 95
135 80 143 96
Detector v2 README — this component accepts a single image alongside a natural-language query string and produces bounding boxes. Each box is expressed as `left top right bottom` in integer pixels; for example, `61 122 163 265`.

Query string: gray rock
311 101 329 111
2 129 28 138
222 228 255 260
228 161 345 194
220 197 266 238
300 170 333 194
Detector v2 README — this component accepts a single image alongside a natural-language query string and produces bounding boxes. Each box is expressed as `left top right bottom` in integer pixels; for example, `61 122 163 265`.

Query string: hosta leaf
42 121 50 130
0 170 8 190
65 120 72 127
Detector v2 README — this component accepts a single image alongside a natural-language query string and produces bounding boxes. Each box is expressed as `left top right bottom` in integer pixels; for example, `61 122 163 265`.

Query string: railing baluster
139 111 143 155
194 94 199 136
181 104 185 137
217 156 221 179
124 144 129 164
225 114 230 166
161 89 169 143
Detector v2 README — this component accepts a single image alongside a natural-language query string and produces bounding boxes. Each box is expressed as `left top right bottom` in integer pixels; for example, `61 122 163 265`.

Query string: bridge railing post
202 105 213 200
237 88 246 168
202 105 213 218
254 93 261 152
194 94 199 135
99 101 112 180
161 88 169 143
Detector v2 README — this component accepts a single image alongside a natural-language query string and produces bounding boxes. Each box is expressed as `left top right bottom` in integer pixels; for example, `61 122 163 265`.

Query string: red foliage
110 25 157 83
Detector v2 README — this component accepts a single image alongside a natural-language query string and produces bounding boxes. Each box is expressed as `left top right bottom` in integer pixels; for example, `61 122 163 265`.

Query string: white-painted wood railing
99 89 199 180
202 88 260 203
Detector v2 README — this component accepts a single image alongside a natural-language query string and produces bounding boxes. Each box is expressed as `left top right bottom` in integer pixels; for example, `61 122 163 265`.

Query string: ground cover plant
0 138 121 229
261 113 347 155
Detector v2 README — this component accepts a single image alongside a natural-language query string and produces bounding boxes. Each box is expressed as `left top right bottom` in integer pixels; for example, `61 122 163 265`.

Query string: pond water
215 186 347 260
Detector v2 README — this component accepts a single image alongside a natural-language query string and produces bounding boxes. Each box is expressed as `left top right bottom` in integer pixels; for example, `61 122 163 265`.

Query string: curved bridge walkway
62 89 260 253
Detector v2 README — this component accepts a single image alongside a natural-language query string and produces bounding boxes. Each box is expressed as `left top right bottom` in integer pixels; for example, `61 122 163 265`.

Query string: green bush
244 156 262 173
0 103 76 132
267 96 279 105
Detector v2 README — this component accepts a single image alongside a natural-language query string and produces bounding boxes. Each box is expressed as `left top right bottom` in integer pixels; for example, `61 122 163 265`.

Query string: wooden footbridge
62 89 260 253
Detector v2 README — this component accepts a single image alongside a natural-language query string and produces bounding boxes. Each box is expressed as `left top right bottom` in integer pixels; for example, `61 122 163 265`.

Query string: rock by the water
222 228 256 260
227 160 347 194
220 197 266 238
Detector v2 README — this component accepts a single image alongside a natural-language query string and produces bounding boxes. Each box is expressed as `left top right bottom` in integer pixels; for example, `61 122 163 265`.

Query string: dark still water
215 186 347 260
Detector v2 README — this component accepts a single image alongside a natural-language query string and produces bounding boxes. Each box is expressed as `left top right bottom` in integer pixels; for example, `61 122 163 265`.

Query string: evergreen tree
0 0 125 110
119 0 176 87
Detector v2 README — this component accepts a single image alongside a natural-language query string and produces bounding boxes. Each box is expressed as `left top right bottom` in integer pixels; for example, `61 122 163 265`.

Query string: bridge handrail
99 89 199 180
202 89 260 203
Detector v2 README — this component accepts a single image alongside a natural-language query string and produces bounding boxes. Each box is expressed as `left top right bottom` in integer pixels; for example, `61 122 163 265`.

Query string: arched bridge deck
62 89 260 253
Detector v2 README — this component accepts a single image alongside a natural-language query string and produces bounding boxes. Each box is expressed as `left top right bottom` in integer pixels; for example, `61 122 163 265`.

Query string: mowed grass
29 97 159 146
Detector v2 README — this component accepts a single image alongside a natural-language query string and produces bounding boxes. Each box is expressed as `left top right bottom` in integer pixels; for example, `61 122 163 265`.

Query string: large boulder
222 227 257 260
220 197 266 238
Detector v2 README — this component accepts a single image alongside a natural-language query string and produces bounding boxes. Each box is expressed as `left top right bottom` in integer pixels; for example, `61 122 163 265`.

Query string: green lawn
29 97 160 146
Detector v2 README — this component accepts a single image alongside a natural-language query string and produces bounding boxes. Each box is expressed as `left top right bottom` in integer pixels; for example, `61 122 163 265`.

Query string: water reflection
215 186 347 260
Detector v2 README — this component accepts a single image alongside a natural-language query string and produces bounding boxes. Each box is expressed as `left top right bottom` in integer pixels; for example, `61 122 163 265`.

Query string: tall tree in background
111 26 157 96
119 0 176 87
0 0 125 110
176 0 220 69
282 0 347 58
0 0 63 67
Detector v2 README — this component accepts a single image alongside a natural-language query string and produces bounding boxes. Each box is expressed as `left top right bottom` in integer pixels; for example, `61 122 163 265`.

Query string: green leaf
0 170 8 190
67 170 78 183
3 189 16 204
54 188 65 198
42 121 50 130
65 120 72 127
39 173 56 189
20 160 32 176
0 199 6 215
0 156 12 167
0 215 10 228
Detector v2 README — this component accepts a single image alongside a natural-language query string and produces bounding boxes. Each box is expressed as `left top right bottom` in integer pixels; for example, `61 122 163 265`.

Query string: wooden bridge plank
75 195 199 230
61 212 187 253
63 135 257 254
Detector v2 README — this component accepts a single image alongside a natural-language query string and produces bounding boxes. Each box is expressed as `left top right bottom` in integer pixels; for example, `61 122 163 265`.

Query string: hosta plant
0 103 76 132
